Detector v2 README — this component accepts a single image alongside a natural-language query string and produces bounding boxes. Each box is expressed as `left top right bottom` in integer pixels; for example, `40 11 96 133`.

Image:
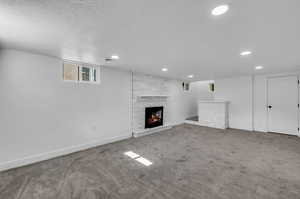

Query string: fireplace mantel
137 95 169 100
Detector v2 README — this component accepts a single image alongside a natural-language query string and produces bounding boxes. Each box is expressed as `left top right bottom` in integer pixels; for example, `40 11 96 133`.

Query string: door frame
266 74 299 135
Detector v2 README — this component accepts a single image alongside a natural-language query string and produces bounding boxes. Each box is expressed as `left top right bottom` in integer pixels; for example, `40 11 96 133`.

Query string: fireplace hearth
145 106 164 129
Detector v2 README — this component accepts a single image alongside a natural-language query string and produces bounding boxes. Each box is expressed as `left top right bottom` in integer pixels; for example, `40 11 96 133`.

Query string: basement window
182 82 190 91
63 62 100 84
209 83 215 92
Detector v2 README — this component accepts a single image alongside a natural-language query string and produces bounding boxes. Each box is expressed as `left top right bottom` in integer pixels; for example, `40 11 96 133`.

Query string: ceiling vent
105 58 113 62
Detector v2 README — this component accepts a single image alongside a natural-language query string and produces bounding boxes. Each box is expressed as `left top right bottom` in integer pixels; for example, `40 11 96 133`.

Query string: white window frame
63 61 101 84
79 65 101 84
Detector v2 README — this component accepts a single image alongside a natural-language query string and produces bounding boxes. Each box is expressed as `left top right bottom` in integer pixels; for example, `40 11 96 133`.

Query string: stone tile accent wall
133 74 170 134
132 73 199 136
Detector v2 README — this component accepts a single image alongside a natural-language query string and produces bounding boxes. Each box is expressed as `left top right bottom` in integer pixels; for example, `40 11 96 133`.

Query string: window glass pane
209 83 215 92
185 83 190 91
63 63 78 81
81 67 90 81
93 68 97 82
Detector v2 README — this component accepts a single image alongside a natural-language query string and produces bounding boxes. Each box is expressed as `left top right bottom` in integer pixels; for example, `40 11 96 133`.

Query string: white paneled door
267 76 299 135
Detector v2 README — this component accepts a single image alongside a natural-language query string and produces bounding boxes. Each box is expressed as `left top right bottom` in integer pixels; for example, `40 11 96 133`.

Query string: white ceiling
1 0 300 81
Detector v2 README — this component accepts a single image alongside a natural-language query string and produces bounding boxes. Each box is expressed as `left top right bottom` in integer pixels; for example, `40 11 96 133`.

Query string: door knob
268 105 272 109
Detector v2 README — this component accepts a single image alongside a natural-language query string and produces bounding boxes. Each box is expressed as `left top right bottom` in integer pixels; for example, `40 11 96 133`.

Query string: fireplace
145 106 164 129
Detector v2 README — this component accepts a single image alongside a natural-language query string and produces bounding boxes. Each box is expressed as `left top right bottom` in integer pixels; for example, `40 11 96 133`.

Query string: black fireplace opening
145 106 164 129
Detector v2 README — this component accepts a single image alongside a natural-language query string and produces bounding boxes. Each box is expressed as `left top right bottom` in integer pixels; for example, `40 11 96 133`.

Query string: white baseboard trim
0 134 132 172
133 126 172 137
184 120 202 126
169 121 185 127
133 122 185 138
185 120 265 132
184 120 227 130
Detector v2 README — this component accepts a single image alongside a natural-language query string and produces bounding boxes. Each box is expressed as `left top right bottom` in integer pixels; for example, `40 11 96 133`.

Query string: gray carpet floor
1 124 300 199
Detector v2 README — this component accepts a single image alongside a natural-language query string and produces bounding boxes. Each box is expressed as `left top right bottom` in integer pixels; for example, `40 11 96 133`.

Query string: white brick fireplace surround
132 74 196 137
133 96 170 136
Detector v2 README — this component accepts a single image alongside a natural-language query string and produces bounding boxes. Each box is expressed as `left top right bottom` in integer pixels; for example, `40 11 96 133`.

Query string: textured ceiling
0 0 300 80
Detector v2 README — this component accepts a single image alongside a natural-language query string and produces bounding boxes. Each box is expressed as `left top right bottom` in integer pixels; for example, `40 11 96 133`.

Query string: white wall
189 81 215 115
0 49 207 171
214 76 253 131
190 81 214 100
0 49 132 171
167 79 197 123
253 73 300 132
5 48 296 171
215 73 300 132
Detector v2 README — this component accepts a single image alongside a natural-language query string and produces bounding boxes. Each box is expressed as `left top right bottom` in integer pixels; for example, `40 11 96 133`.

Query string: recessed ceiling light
188 74 194 78
255 66 263 70
111 55 119 60
212 5 229 16
240 51 252 56
162 68 168 72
